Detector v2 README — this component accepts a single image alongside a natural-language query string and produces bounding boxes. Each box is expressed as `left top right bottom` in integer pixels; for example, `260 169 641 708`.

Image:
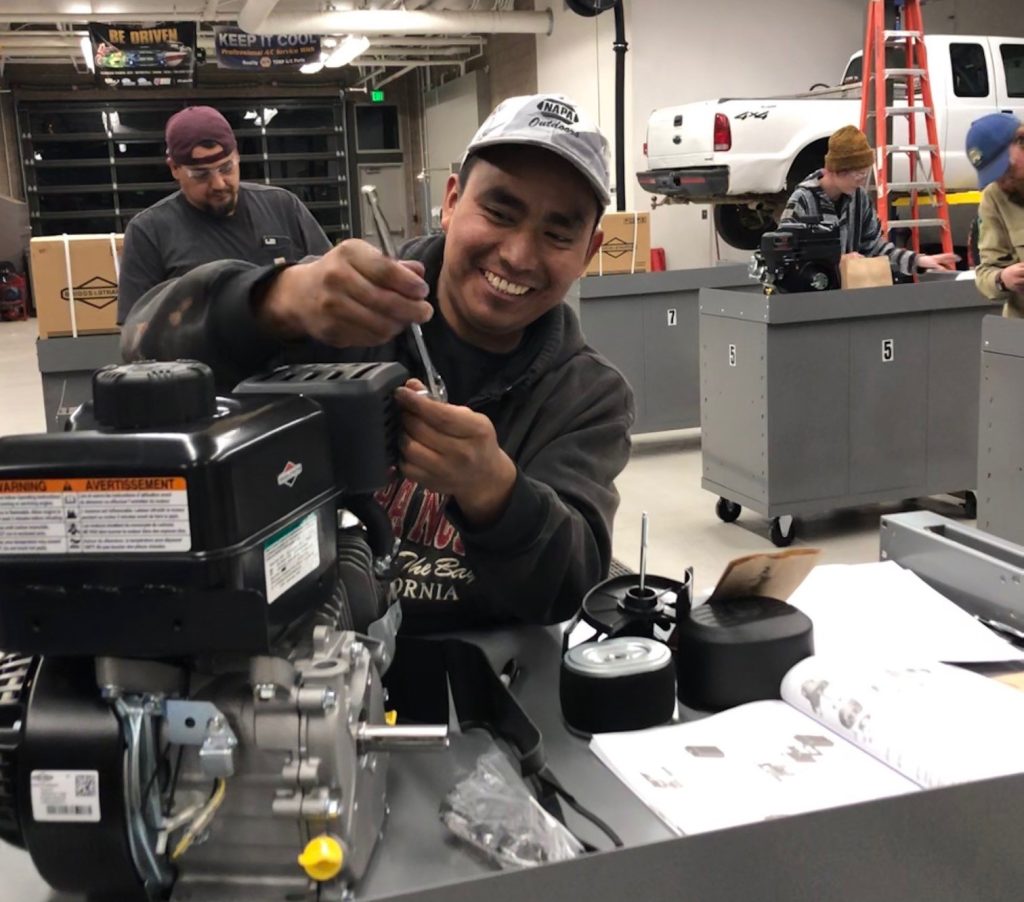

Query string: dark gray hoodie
121 234 635 632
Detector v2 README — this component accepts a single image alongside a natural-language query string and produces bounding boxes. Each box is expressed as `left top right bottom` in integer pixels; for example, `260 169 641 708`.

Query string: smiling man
116 105 331 322
121 94 635 632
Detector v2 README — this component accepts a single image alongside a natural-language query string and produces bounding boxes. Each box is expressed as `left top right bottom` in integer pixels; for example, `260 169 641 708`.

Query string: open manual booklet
590 561 1024 837
590 656 1024 836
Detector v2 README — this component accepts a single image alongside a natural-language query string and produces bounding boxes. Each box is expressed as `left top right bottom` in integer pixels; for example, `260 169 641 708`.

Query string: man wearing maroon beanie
117 105 331 321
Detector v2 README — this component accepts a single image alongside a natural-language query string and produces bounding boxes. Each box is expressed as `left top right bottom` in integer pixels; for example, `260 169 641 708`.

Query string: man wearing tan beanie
781 125 958 276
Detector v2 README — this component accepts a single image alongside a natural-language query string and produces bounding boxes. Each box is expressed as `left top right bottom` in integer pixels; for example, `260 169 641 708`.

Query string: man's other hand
1000 261 1024 293
258 239 432 346
395 378 517 527
918 252 961 271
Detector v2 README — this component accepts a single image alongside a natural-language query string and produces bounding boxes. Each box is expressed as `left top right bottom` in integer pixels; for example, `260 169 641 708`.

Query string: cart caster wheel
962 491 977 520
769 515 796 547
716 498 742 523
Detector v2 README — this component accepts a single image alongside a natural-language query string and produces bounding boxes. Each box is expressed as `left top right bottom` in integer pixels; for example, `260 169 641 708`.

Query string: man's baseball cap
966 112 1022 188
462 94 611 208
165 106 237 166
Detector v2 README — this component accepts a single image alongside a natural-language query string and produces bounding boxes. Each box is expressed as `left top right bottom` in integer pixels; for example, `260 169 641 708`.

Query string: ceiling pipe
354 46 471 57
0 48 86 56
367 36 485 47
0 3 211 16
236 0 281 37
0 13 237 23
237 8 552 37
374 64 414 88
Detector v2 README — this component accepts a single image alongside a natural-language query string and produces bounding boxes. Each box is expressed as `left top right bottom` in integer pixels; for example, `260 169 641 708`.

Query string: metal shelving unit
17 98 353 243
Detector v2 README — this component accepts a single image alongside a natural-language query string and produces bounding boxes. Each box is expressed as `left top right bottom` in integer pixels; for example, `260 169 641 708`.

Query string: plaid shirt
781 169 919 276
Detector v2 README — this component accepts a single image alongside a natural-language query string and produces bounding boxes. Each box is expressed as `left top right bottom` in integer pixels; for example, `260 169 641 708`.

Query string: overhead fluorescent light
81 35 95 73
323 35 369 69
300 57 325 74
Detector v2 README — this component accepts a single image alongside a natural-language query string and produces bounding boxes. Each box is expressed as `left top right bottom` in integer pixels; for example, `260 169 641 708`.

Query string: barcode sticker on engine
31 770 101 823
264 513 320 604
0 477 190 554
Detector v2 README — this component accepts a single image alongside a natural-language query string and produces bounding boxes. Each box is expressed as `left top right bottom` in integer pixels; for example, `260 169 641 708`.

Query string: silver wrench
361 185 447 402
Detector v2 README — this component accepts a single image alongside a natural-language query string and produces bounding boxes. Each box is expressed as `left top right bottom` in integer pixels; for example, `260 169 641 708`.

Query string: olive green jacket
976 181 1024 317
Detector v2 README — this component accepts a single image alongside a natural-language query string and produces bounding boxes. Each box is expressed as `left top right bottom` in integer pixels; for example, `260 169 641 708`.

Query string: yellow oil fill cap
298 835 344 882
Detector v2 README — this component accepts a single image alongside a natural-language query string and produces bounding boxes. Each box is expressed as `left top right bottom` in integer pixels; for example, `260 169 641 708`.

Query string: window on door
950 43 990 98
1001 44 1024 98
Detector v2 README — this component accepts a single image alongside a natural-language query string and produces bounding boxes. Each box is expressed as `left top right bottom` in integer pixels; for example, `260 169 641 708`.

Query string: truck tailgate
646 101 717 169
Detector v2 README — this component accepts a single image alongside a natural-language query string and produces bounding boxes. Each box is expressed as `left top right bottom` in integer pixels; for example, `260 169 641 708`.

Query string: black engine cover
0 361 406 658
17 657 143 898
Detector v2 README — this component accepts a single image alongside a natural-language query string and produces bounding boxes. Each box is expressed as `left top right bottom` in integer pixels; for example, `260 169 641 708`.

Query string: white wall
422 71 485 220
537 0 870 268
923 0 1024 37
536 5 617 198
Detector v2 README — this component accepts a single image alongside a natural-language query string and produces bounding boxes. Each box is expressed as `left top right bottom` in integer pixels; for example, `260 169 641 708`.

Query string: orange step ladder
858 0 953 254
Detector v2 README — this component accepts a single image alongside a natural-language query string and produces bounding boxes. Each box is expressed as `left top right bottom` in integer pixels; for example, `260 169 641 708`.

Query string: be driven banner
89 22 196 87
214 28 321 69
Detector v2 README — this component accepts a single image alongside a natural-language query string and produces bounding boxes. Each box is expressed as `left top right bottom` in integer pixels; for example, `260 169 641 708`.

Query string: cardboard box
30 234 123 338
585 212 651 276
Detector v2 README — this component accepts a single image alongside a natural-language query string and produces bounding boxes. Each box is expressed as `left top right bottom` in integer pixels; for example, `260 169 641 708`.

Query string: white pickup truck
637 35 1024 249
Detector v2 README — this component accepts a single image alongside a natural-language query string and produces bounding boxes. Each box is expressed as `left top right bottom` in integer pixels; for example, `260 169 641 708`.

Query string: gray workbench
699 280 998 545
579 265 754 433
879 509 1024 628
36 333 121 432
977 315 1024 546
10 617 1024 901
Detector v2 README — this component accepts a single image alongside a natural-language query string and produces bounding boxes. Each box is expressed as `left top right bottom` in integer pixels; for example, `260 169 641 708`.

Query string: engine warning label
31 770 101 823
264 512 320 604
0 477 190 554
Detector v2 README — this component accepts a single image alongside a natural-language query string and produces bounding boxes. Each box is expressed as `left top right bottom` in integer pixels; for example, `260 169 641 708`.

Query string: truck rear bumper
636 166 729 198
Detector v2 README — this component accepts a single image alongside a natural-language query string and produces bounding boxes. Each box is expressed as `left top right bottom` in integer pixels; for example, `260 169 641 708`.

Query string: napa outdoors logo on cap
276 461 303 488
534 98 580 127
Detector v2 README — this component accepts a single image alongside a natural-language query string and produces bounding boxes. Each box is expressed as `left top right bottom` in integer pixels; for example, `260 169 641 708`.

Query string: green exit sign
370 90 385 103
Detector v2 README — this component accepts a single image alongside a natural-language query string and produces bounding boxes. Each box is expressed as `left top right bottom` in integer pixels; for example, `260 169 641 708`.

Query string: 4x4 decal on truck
735 110 770 120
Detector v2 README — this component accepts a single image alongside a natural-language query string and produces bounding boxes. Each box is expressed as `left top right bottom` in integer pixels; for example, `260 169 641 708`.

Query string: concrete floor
0 317 971 597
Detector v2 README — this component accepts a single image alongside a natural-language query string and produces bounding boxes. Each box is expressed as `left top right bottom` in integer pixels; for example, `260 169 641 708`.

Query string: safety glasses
182 158 236 184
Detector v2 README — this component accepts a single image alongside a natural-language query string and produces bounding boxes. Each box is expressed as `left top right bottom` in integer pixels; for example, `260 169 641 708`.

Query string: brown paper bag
707 548 822 604
840 255 893 290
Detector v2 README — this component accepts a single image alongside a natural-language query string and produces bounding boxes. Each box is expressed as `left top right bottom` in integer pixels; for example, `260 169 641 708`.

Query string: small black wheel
770 515 796 547
962 490 978 520
716 497 741 523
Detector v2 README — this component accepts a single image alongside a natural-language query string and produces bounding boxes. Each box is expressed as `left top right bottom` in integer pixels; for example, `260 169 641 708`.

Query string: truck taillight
714 113 732 152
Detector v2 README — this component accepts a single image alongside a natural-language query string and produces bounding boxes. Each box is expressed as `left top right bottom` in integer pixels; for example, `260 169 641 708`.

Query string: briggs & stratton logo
277 461 303 488
60 275 117 310
602 237 634 259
